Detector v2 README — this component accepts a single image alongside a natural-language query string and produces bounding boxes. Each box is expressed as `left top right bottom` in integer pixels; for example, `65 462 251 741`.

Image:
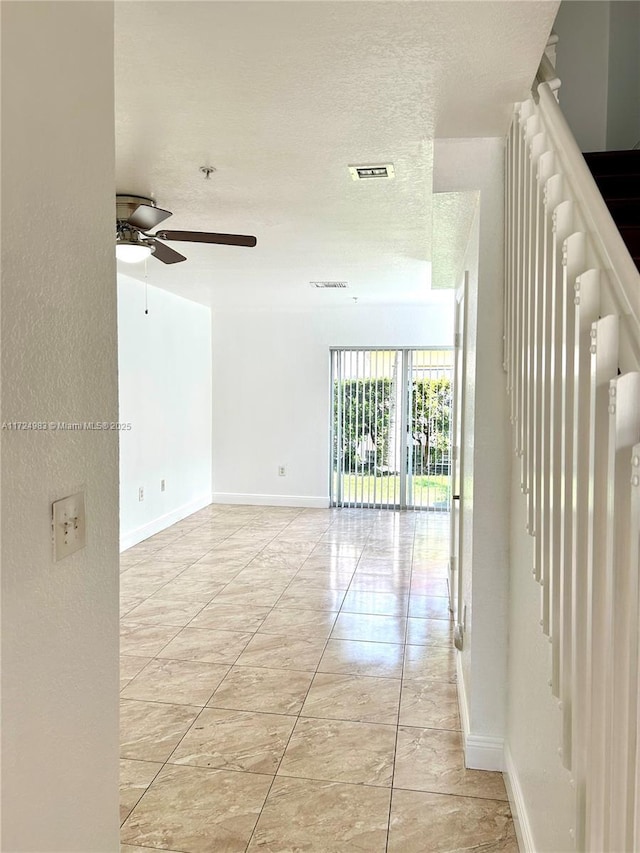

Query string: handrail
536 80 640 367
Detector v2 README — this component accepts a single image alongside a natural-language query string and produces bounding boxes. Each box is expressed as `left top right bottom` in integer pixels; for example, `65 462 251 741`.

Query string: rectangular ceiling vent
310 281 348 289
348 163 395 181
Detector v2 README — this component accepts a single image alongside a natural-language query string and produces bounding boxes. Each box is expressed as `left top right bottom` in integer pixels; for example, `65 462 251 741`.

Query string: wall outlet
52 492 86 561
160 479 166 492
138 486 144 502
278 465 286 476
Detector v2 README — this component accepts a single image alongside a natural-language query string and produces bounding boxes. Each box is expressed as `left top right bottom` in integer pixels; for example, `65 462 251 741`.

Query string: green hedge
333 378 451 473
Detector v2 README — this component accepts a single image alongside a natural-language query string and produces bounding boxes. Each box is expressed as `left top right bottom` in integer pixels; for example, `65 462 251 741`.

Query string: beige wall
1 3 119 850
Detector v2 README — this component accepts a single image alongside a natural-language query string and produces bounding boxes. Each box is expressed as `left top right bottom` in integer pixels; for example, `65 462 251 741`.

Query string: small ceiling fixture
348 163 395 181
199 166 216 179
310 281 348 289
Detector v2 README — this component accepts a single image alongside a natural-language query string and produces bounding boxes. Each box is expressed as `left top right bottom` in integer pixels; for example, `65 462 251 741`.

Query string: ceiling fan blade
129 204 173 231
149 239 187 265
156 229 257 248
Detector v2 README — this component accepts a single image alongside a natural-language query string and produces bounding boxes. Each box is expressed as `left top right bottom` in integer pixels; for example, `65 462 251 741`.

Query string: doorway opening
330 348 453 510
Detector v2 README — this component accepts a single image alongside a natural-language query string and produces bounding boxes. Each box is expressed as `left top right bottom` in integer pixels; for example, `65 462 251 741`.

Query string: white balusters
507 72 640 850
586 315 619 852
522 113 541 506
570 268 601 852
558 230 587 770
539 172 563 637
605 372 640 852
531 150 555 584
527 130 548 542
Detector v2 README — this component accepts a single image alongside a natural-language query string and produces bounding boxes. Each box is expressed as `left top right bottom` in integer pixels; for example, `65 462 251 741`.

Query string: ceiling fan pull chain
144 258 149 315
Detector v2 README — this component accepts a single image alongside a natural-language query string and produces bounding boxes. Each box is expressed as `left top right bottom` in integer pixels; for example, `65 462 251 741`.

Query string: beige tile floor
120 505 517 853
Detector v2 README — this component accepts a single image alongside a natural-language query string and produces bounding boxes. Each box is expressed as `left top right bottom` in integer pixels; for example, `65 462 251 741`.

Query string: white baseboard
504 742 535 853
120 494 212 551
456 650 471 735
465 733 506 771
212 492 330 509
456 652 505 771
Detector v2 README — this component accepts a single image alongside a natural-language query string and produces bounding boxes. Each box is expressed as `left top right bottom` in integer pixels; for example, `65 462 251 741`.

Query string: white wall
606 1 640 149
211 299 453 506
118 274 212 549
433 138 509 768
553 1 611 151
554 0 640 151
1 3 119 850
506 466 576 853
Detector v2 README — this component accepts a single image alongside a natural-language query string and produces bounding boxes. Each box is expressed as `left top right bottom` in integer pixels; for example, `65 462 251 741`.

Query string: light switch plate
52 492 86 561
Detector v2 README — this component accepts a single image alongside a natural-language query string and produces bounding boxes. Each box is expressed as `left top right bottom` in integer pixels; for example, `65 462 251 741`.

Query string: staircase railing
505 48 640 852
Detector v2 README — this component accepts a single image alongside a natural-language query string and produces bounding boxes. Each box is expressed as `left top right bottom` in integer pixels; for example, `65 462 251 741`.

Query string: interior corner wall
606 1 640 150
210 301 453 506
553 1 610 152
433 138 509 764
554 0 640 152
118 276 212 549
1 3 119 851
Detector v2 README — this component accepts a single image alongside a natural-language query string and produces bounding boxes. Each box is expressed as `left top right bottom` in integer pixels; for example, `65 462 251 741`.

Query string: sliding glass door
330 348 453 510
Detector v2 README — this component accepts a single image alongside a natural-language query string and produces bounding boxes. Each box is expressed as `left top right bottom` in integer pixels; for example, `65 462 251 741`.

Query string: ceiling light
116 240 153 263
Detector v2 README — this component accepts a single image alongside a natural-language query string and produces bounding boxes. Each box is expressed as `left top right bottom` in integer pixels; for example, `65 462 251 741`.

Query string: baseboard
504 742 535 853
456 652 505 772
456 649 471 737
465 733 506 771
120 494 212 551
212 492 330 509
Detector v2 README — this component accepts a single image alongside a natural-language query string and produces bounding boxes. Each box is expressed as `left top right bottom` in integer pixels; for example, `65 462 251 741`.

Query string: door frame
450 273 468 627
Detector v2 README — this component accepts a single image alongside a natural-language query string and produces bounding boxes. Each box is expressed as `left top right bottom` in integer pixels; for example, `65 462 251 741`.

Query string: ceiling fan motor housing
116 194 156 224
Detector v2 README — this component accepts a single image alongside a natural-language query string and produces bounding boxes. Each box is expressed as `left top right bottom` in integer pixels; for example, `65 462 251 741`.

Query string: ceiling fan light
116 241 153 263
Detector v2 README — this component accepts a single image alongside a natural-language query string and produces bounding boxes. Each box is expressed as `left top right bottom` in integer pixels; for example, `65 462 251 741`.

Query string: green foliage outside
333 379 392 473
409 377 452 473
333 377 452 474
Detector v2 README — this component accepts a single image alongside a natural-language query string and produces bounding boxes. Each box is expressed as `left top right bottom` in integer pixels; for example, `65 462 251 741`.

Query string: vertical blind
330 348 453 511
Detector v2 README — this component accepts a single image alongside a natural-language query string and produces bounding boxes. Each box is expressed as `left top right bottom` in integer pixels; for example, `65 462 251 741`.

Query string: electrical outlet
161 479 166 492
278 465 286 476
138 486 144 502
52 492 86 561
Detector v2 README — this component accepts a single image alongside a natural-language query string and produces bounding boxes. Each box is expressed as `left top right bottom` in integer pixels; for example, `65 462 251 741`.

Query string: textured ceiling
115 1 558 308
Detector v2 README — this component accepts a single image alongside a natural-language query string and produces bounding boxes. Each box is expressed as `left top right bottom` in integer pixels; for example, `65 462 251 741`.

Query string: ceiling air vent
310 281 348 289
348 163 395 181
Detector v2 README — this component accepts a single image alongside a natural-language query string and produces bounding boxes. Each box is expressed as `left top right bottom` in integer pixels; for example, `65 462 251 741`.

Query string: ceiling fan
116 194 257 264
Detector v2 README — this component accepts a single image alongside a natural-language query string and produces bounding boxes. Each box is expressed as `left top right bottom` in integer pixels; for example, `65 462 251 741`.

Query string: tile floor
120 504 517 853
